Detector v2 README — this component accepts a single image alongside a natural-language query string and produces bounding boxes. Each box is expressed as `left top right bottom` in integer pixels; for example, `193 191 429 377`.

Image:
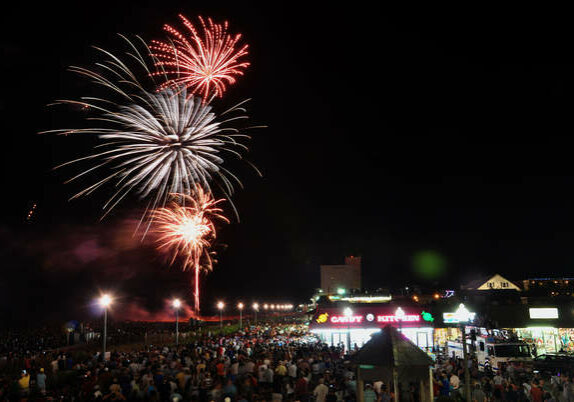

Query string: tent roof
353 325 433 367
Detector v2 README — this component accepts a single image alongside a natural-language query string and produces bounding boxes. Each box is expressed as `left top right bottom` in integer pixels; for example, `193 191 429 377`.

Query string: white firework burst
42 36 261 219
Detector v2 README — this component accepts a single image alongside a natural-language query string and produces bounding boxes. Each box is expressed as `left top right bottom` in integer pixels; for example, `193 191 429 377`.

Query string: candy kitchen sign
313 307 434 328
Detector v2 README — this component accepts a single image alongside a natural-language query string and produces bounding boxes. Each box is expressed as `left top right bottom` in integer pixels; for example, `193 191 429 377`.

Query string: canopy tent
354 325 434 402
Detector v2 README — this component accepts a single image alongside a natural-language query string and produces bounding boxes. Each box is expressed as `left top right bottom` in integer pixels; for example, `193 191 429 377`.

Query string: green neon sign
421 311 434 322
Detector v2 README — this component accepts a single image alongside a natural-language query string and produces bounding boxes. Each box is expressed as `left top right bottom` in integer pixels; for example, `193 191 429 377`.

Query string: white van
447 337 531 372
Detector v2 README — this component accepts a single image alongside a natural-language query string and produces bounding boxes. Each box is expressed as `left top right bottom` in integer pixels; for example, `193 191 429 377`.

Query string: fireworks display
152 188 228 314
44 37 252 217
46 16 260 316
151 15 250 99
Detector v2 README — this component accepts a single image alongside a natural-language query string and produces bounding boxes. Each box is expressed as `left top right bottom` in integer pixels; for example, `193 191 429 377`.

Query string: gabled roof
462 274 521 291
353 325 433 367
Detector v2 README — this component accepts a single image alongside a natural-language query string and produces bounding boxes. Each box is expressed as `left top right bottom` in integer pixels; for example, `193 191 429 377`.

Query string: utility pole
462 324 471 402
103 307 107 358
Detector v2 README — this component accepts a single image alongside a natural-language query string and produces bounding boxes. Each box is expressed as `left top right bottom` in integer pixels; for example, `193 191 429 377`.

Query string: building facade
320 256 361 294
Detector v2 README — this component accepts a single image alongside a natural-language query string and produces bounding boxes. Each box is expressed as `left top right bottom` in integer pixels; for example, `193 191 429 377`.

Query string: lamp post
344 307 353 352
253 303 259 324
172 299 181 348
98 294 112 359
217 301 224 329
459 305 473 402
395 307 405 333
453 303 474 402
238 302 244 329
461 323 471 402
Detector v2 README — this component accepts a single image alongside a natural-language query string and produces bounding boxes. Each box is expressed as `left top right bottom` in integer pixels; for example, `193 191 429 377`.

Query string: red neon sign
376 314 420 322
330 315 364 323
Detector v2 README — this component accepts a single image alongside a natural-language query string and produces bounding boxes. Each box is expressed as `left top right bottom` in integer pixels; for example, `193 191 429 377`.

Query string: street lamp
344 307 353 351
172 299 182 347
395 307 405 333
98 294 112 359
253 303 259 324
217 301 225 329
442 304 475 402
454 303 474 402
237 302 244 329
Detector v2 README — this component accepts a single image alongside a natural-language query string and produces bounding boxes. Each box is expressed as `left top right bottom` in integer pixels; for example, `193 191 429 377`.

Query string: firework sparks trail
151 15 249 99
152 189 228 314
41 36 259 222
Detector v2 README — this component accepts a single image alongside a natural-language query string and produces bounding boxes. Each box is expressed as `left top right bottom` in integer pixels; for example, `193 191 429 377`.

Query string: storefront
477 305 574 355
309 304 435 352
434 327 461 349
515 327 561 354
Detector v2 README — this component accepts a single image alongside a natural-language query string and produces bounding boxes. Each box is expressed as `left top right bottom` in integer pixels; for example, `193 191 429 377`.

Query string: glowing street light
172 298 182 347
217 301 225 329
447 303 474 402
99 294 112 308
453 303 474 323
395 307 406 334
238 302 244 329
253 303 259 323
172 299 182 309
97 293 113 358
343 307 353 351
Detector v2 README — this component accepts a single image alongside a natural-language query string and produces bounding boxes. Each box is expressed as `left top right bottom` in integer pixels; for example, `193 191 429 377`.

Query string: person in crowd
313 377 329 402
36 367 47 395
473 383 487 402
363 383 378 402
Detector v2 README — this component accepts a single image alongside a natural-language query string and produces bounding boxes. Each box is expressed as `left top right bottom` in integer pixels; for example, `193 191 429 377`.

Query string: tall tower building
320 256 362 294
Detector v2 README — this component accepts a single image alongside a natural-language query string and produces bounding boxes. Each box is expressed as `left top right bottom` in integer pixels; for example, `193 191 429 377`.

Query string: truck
447 337 532 372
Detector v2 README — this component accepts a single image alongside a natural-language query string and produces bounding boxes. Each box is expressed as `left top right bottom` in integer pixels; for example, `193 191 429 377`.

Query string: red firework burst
151 15 249 99
152 188 228 314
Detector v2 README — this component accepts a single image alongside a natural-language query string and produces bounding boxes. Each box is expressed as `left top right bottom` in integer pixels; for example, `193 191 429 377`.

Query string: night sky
2 3 574 324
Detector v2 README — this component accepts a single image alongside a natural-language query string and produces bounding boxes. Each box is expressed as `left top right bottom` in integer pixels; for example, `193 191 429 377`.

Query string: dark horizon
2 3 574 325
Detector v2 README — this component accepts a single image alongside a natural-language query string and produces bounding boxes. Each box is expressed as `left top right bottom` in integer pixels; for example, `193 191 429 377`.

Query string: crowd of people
0 323 373 401
433 356 574 402
4 322 574 401
1 328 67 358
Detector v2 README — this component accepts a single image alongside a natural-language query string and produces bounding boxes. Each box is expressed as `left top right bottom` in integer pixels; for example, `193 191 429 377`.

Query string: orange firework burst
151 15 249 99
153 188 228 314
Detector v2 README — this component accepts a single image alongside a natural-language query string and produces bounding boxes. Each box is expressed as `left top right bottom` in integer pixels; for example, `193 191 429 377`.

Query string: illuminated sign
376 314 420 322
340 296 392 303
529 308 559 319
316 313 329 323
330 315 364 323
313 306 431 326
443 304 476 323
421 311 434 322
443 290 455 298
